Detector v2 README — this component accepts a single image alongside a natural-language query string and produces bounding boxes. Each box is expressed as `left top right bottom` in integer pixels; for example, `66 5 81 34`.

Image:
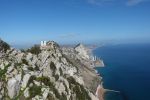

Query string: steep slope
0 40 100 100
62 44 102 93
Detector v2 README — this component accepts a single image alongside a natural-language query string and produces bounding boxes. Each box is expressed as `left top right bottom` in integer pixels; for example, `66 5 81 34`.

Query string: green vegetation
67 76 91 100
59 67 63 76
13 88 26 100
28 67 34 71
54 74 59 81
14 63 22 68
36 76 52 86
35 76 61 99
50 62 56 75
0 39 10 52
60 93 67 100
27 45 41 55
28 85 42 99
0 64 10 78
52 54 55 58
22 59 29 65
47 93 55 100
34 64 39 71
0 64 10 99
53 87 61 99
73 84 91 100
67 76 76 88
27 75 36 86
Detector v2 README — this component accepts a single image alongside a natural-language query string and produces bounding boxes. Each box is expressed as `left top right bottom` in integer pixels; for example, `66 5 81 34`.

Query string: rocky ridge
0 39 102 100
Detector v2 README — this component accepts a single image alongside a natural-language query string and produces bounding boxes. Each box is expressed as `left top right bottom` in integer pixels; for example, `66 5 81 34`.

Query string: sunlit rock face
0 40 101 100
62 44 102 94
74 43 90 59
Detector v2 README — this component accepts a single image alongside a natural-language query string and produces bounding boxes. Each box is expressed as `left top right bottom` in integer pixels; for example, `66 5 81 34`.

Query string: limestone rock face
0 40 101 100
62 44 102 93
74 43 90 59
21 74 31 88
7 78 19 98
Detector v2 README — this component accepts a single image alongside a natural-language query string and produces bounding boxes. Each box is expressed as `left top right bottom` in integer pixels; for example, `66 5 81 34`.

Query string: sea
93 43 150 100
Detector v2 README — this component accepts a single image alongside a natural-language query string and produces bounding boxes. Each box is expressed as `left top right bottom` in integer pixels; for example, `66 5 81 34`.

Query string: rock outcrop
0 39 102 100
74 43 90 59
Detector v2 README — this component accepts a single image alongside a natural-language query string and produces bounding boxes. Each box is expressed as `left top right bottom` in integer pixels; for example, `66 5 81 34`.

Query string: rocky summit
0 39 101 100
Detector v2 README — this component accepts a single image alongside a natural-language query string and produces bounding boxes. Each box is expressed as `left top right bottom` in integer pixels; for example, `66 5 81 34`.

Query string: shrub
73 84 91 100
34 64 39 71
28 67 34 71
36 76 51 86
67 76 76 85
50 62 56 75
54 74 59 81
22 59 28 65
0 64 10 78
0 39 10 52
60 93 67 100
27 75 36 86
53 87 61 99
27 45 41 55
59 68 63 76
47 93 55 100
28 85 42 98
67 76 91 100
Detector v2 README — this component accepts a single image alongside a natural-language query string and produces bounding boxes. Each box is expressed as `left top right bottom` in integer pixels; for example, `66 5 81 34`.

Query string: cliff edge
0 40 103 100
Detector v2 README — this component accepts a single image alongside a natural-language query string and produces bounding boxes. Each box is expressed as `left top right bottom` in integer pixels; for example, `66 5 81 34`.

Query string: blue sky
0 0 150 47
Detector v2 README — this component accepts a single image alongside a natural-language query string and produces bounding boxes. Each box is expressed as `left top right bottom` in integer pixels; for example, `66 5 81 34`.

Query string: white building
41 41 47 46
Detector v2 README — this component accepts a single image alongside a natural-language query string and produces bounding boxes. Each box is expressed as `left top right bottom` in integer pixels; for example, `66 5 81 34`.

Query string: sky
0 0 150 47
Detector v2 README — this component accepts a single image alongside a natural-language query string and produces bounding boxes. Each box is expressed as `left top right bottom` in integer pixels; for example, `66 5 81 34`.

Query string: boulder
21 74 31 89
7 78 19 98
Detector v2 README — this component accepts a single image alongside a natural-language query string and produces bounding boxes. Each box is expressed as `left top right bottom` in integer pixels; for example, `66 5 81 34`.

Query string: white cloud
126 0 146 6
87 0 149 6
87 0 115 5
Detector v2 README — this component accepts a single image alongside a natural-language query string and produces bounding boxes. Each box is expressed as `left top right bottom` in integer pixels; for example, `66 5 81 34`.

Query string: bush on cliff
27 45 41 55
0 39 10 52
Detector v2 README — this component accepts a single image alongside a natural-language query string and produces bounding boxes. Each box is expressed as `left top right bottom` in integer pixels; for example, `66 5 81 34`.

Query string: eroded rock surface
0 40 102 100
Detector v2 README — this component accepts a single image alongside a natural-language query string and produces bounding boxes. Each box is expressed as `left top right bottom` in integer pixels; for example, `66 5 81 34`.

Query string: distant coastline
92 46 121 100
90 46 106 100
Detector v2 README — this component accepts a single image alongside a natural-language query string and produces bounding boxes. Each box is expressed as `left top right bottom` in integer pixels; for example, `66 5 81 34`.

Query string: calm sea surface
94 44 150 100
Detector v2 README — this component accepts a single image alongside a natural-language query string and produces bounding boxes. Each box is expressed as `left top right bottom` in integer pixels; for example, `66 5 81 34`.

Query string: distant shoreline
90 46 106 100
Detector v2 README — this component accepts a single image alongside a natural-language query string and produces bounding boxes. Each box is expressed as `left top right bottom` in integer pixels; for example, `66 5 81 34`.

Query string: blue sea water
93 44 150 100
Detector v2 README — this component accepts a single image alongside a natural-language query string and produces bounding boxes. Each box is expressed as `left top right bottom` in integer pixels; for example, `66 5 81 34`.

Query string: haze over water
94 43 150 100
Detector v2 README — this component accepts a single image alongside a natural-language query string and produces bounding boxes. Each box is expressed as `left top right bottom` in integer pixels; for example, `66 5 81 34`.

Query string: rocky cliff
0 39 101 100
